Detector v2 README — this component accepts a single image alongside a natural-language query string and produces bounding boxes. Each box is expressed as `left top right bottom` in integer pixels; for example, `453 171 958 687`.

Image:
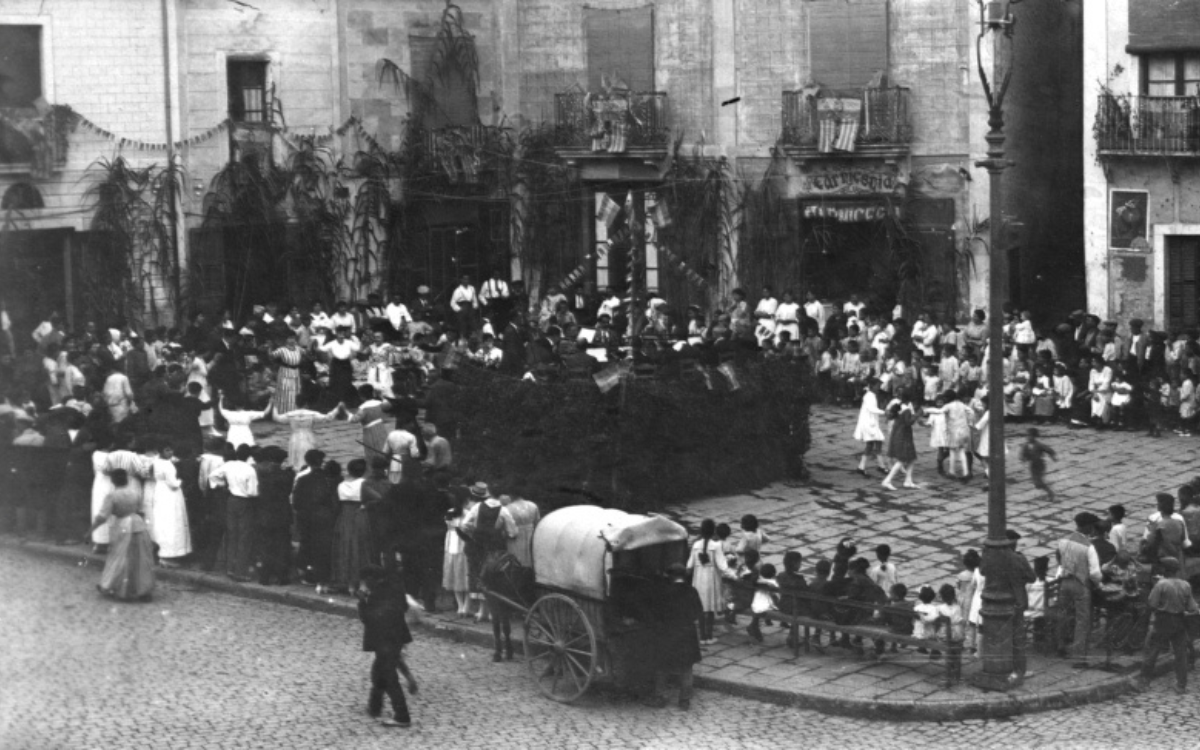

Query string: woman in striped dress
271 336 304 415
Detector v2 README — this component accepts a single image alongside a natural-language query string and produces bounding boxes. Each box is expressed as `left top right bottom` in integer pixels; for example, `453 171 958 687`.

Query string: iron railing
553 91 669 151
1095 94 1200 155
781 87 911 149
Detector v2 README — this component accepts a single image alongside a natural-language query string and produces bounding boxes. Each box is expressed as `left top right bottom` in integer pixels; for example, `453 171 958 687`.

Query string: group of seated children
721 529 973 659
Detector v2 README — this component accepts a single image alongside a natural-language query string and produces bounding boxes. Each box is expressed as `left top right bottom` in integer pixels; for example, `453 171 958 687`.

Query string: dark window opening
0 25 42 109
227 60 269 123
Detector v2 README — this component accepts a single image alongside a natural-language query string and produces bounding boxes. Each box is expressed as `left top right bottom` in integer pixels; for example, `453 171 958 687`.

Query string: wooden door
1168 235 1200 330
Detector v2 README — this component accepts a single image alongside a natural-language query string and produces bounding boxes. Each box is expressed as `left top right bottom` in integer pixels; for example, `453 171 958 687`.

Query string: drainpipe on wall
161 0 182 323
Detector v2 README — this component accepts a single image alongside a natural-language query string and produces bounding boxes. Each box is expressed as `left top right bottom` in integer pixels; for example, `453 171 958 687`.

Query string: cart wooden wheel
524 593 597 703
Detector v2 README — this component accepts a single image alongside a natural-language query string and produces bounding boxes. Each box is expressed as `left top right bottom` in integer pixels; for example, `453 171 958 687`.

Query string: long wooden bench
731 582 963 685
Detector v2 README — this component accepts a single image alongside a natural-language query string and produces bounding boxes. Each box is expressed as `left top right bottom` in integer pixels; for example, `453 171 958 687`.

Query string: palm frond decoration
81 156 155 325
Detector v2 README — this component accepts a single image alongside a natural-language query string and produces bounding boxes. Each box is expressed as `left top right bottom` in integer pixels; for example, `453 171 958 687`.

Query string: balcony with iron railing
552 91 669 161
780 87 911 162
1094 93 1200 156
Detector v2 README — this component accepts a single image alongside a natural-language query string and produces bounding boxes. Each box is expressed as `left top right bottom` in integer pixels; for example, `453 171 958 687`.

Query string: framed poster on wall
1110 190 1149 251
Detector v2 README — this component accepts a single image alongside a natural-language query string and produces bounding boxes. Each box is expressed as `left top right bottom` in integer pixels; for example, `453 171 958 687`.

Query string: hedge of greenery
449 359 813 513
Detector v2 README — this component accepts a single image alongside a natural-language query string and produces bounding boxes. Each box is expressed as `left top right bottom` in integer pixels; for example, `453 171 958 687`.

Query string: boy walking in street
357 564 418 727
1019 427 1057 500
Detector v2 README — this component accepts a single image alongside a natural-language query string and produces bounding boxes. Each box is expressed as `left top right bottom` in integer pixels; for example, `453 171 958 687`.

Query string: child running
1019 427 1058 501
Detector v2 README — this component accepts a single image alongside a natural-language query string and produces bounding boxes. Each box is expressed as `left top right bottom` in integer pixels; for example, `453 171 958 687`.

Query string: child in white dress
854 380 888 475
90 447 114 548
442 496 470 616
151 444 192 564
925 395 949 474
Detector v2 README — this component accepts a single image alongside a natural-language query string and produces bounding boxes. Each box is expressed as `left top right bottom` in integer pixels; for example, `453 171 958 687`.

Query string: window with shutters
227 60 268 123
409 36 478 130
808 0 889 89
585 6 654 92
1168 236 1200 330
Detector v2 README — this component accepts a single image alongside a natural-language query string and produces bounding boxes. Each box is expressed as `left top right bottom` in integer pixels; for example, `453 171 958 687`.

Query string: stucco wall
0 0 170 231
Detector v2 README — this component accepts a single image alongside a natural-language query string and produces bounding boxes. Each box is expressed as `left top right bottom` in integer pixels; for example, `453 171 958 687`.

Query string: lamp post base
969 670 1023 692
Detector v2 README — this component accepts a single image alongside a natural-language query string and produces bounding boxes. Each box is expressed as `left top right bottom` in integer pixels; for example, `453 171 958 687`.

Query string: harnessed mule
480 551 535 662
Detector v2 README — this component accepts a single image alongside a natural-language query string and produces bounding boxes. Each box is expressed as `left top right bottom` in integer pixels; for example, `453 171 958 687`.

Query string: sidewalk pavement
4 540 1150 722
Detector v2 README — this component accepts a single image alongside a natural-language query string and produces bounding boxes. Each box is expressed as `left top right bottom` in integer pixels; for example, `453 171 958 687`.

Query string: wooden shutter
1169 237 1200 329
585 6 655 92
1128 0 1200 54
808 0 889 90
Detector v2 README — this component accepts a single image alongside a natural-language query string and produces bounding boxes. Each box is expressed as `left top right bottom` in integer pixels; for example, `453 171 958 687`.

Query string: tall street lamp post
973 0 1019 691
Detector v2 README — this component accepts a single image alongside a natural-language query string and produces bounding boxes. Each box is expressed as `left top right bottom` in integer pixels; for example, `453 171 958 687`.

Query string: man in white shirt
384 424 421 484
208 444 259 581
754 286 778 348
450 274 478 336
385 292 412 340
462 483 518 546
919 314 941 359
480 270 513 330
479 271 510 308
597 290 622 321
31 312 62 352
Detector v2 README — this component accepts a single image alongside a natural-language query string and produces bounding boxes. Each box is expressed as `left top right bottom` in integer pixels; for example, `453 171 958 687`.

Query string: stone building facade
1084 0 1200 332
0 0 1082 332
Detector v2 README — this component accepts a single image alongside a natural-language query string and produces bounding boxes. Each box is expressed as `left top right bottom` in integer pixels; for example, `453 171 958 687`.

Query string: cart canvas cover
532 505 688 600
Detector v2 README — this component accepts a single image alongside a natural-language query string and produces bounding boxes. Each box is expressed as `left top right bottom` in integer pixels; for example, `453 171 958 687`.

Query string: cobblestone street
259 403 1196 587
0 544 1195 750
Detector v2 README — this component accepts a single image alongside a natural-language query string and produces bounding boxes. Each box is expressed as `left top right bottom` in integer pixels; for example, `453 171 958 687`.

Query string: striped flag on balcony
597 192 622 230
817 97 862 153
651 198 672 229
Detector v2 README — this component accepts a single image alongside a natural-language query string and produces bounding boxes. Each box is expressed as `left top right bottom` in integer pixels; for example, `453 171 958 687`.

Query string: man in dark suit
357 565 416 727
500 311 528 375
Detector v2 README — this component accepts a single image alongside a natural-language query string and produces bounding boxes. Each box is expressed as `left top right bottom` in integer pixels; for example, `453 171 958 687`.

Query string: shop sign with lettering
802 201 900 223
799 168 906 196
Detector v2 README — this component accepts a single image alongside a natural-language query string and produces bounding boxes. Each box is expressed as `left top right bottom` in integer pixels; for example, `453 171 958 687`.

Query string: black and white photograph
2 1 1200 748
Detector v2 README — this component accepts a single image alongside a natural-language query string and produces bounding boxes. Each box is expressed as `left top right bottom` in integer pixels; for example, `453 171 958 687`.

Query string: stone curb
5 536 1152 722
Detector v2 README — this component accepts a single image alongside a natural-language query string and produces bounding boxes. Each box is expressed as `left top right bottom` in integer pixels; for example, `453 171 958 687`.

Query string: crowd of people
4 280 1200 703
682 497 1198 693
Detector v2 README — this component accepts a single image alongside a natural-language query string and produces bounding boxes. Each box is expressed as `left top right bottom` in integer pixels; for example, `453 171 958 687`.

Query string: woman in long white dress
90 447 114 548
217 391 271 449
687 518 734 645
151 445 192 564
273 402 345 470
853 379 888 474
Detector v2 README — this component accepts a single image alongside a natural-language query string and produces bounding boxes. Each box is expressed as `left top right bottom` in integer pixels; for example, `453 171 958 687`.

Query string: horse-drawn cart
483 505 689 703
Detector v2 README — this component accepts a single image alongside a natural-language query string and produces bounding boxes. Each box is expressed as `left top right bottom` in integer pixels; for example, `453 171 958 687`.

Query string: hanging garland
61 106 384 154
